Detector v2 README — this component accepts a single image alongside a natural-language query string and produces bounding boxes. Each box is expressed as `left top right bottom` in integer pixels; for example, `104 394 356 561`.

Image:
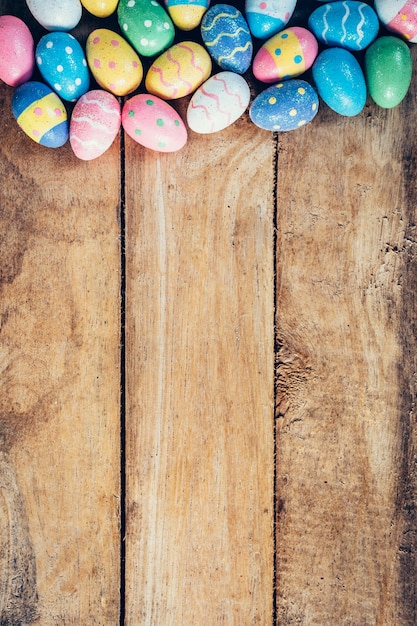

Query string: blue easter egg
312 47 366 116
12 81 68 148
245 0 296 40
249 79 319 131
201 4 252 74
308 1 379 51
36 32 90 102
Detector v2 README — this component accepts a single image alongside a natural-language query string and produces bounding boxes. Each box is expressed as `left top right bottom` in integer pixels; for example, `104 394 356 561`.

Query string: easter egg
86 29 143 96
70 90 121 160
122 94 187 152
12 81 68 148
252 27 318 84
312 47 366 116
165 0 210 31
201 4 252 74
364 36 412 109
81 0 119 17
145 41 212 99
249 79 319 131
374 0 417 43
245 0 297 40
117 0 175 58
187 71 250 134
25 0 82 31
0 15 34 87
36 32 90 102
308 1 379 51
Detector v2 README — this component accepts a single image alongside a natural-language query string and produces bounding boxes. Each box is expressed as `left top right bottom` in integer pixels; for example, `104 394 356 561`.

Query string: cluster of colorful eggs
0 0 415 158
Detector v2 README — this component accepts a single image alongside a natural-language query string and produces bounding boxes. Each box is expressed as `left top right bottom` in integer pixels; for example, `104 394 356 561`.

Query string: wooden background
1 0 417 624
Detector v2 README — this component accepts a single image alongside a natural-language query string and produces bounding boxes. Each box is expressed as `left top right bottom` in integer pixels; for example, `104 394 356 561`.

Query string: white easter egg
374 0 417 43
26 0 82 31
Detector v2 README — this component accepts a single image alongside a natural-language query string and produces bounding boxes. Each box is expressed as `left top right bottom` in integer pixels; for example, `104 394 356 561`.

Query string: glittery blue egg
201 4 253 74
36 32 90 102
249 79 319 132
308 1 379 51
312 47 366 116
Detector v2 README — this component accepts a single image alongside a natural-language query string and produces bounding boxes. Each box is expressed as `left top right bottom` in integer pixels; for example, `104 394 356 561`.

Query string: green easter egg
364 36 412 109
118 0 175 58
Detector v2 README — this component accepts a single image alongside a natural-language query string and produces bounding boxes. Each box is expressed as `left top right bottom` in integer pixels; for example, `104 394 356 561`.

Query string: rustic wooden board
275 40 417 626
0 15 121 622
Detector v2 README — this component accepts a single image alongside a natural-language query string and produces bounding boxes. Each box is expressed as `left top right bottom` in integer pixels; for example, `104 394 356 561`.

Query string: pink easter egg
70 90 121 160
375 0 417 43
0 15 34 86
122 94 187 153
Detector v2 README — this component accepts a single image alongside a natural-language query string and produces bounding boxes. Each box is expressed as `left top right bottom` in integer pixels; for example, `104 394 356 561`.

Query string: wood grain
0 77 121 624
124 110 276 623
275 44 417 626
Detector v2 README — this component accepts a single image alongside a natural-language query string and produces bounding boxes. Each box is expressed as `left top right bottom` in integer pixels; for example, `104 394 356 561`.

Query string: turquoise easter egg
12 81 68 148
118 0 175 58
249 79 319 131
312 47 366 116
364 35 412 109
36 32 90 102
308 1 379 51
245 0 296 40
201 4 252 74
165 0 210 30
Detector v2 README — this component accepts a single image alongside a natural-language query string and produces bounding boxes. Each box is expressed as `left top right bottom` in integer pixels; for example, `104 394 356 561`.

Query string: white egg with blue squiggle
245 0 296 40
201 4 252 74
36 32 90 102
308 1 379 51
249 79 319 132
187 71 250 134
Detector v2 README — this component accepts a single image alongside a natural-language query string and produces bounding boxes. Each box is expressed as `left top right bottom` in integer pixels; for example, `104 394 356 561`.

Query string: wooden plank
0 16 121 622
124 110 275 622
275 40 417 626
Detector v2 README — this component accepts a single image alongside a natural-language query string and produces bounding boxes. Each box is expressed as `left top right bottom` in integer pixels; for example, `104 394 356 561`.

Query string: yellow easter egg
81 0 119 17
145 41 212 99
86 28 143 96
167 4 208 31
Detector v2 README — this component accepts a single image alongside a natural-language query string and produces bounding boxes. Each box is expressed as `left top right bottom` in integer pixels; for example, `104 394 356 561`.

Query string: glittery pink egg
0 15 34 86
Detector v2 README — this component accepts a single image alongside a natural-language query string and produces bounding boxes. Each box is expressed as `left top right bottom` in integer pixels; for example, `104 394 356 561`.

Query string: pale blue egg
36 32 90 102
201 4 252 74
249 79 319 131
312 47 366 116
308 1 379 51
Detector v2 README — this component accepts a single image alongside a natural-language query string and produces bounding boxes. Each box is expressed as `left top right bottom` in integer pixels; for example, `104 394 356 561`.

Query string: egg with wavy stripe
12 81 68 148
165 0 210 31
245 0 296 40
201 4 252 74
187 71 250 134
374 0 417 43
0 15 34 87
26 0 82 30
145 41 211 100
308 1 379 51
70 90 121 160
249 79 319 132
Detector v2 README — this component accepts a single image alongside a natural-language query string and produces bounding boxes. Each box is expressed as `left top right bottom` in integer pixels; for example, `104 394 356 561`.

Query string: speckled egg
86 29 143 96
81 0 119 17
118 0 175 58
25 0 82 30
249 79 319 131
0 15 34 87
245 0 297 40
12 81 68 148
374 0 417 43
70 90 121 160
187 71 250 134
253 27 318 83
36 32 89 102
165 0 210 31
201 4 252 74
312 47 366 116
122 94 187 152
364 36 412 109
145 41 212 100
308 1 379 51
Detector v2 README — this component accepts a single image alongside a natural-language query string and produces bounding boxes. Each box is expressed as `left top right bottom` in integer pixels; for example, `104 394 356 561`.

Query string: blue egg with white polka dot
249 79 319 131
36 32 90 102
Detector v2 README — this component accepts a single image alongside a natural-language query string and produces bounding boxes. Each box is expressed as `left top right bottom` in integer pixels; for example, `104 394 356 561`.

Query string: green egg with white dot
118 0 175 57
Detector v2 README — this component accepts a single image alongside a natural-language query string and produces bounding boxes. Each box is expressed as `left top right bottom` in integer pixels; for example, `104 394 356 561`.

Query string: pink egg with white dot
86 28 143 96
